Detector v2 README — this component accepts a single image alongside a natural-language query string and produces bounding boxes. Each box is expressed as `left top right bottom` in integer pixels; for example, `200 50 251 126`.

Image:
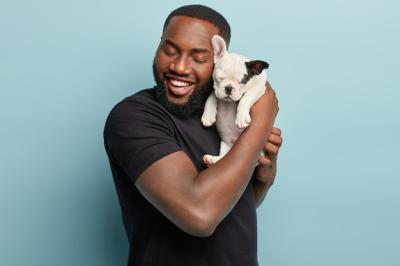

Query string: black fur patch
240 60 269 84
240 73 251 84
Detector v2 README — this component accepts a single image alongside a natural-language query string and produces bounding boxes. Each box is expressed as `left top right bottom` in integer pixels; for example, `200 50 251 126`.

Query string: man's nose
170 55 191 75
225 85 233 95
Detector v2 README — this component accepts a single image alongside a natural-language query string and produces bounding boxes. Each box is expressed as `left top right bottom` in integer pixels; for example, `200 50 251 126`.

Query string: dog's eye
240 74 249 84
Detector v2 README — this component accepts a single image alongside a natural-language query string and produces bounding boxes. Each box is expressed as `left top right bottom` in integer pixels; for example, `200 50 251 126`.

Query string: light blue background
1 0 399 265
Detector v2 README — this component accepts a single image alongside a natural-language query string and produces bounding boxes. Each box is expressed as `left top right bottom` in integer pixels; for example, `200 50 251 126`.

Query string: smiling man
153 15 217 118
104 5 282 266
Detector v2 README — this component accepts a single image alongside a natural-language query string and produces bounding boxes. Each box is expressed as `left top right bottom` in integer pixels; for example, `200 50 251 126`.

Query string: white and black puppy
201 35 269 165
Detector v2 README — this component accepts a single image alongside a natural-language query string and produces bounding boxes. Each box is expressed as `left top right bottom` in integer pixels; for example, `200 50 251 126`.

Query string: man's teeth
169 79 191 87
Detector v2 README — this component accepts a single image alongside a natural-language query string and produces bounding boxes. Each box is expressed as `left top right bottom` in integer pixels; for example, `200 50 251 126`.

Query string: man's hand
255 127 283 186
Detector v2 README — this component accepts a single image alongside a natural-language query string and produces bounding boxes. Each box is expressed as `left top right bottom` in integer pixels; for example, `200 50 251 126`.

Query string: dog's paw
235 112 251 129
201 112 217 127
203 154 220 166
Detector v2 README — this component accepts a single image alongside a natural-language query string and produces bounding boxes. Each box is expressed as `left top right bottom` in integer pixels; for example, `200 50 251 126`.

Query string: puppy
201 35 269 165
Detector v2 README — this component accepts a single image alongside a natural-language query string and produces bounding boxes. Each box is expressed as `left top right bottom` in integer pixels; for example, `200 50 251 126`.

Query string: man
103 5 282 266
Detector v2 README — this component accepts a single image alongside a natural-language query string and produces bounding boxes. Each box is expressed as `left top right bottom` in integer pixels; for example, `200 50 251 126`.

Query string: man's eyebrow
164 39 211 53
192 48 211 53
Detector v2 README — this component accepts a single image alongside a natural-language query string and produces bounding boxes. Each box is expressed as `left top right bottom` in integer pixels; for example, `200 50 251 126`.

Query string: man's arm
253 127 283 207
135 86 279 237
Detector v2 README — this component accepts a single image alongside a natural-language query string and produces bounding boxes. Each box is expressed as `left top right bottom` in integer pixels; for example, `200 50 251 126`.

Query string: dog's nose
225 85 233 95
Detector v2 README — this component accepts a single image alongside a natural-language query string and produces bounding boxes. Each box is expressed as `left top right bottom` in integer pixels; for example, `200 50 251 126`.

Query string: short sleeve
103 98 181 183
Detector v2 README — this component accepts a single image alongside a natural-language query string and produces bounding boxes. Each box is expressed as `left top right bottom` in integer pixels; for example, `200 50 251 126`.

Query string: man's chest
173 117 221 171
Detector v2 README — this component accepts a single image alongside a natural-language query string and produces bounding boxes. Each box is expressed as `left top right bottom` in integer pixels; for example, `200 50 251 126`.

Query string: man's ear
211 35 227 63
245 60 269 76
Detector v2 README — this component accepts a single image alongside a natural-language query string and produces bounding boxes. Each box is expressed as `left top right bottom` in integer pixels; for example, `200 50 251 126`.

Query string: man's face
153 15 219 118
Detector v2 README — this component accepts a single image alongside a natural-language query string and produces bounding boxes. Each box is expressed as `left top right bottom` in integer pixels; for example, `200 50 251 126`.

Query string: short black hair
163 5 231 47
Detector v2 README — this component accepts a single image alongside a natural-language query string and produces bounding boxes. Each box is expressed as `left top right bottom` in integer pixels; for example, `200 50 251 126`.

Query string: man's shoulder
104 87 171 131
109 87 160 116
119 87 156 106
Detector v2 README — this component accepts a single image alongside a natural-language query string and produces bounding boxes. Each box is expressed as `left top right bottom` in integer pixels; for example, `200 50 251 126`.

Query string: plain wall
1 0 399 265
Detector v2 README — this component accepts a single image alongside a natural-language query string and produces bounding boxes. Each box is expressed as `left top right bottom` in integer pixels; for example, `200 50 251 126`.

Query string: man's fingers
268 133 283 147
264 142 280 155
271 127 281 136
258 156 272 166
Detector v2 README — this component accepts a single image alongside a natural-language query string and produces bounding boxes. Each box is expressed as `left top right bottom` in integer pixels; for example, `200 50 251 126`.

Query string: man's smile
164 74 196 97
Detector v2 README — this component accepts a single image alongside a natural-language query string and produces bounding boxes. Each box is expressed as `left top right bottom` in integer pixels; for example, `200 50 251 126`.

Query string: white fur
201 35 267 165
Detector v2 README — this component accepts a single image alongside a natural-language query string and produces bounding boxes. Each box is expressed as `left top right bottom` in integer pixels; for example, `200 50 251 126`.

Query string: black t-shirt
103 87 258 266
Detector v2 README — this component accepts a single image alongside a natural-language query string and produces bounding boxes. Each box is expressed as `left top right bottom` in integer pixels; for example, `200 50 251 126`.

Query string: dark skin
136 16 282 237
254 127 283 207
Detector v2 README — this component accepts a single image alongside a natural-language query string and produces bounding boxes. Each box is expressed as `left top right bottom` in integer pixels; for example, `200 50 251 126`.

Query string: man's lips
164 73 195 84
164 74 196 97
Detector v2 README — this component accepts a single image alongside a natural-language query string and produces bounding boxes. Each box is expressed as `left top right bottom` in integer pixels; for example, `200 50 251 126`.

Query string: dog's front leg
236 86 265 128
201 91 218 127
203 141 231 165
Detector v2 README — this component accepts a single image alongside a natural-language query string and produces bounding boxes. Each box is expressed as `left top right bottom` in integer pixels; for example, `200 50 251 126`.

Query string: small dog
201 35 269 165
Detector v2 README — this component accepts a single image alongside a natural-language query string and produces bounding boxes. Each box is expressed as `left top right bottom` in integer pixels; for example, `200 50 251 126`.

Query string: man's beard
152 61 213 119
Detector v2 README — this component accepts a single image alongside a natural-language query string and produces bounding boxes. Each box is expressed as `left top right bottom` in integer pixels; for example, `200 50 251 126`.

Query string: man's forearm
192 89 277 230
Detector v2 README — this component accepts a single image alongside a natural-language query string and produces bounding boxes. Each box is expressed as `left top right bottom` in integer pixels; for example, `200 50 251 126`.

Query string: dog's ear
211 35 227 62
245 60 269 75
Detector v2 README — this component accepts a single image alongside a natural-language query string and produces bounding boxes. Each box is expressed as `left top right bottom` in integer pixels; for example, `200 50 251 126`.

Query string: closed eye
161 41 179 56
240 74 250 84
216 76 224 82
193 56 208 63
